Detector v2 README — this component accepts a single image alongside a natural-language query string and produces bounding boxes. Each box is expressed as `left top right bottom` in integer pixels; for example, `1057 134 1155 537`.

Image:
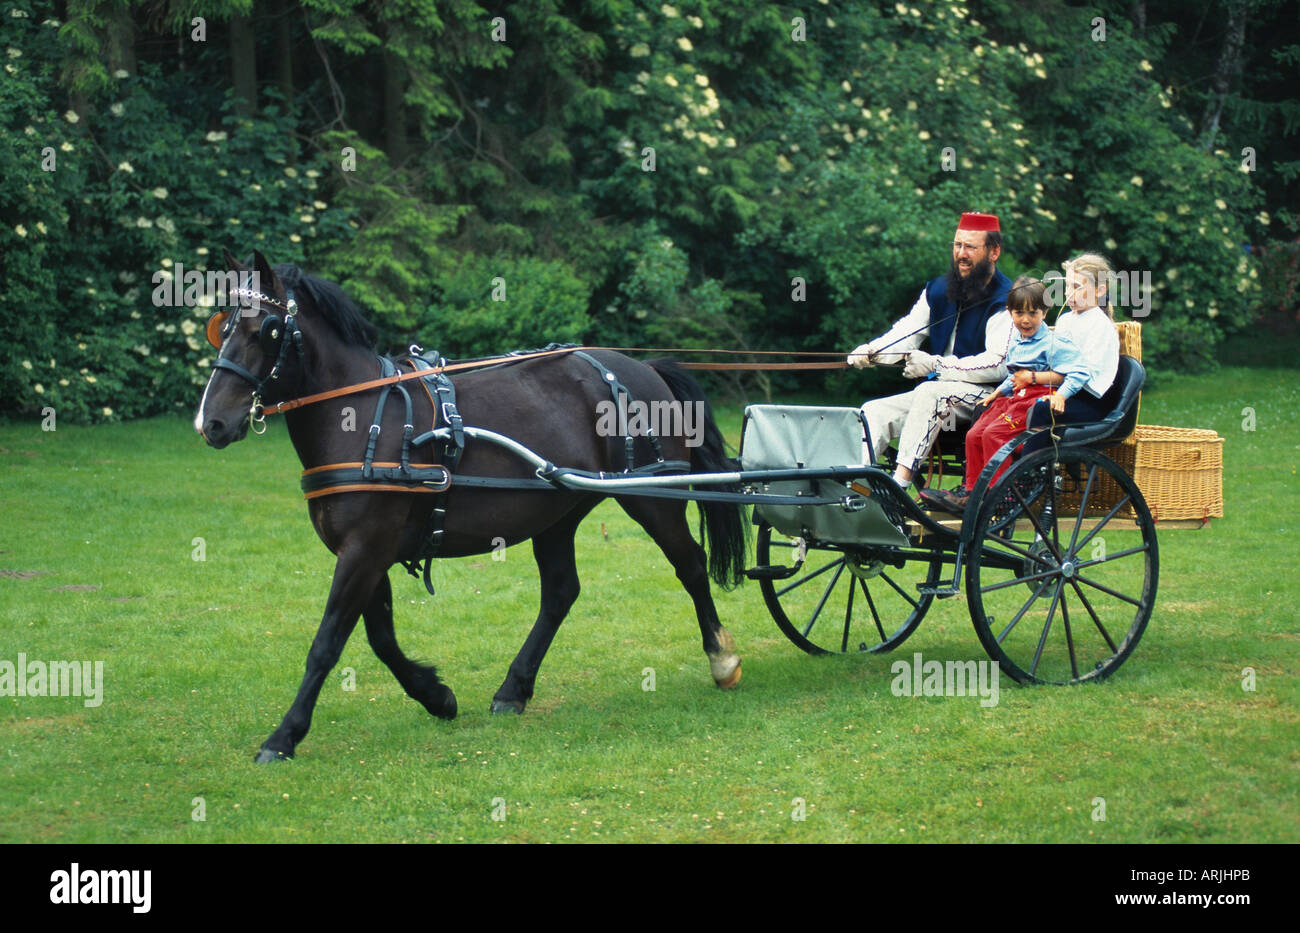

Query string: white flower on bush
677 37 692 51
157 217 175 233
206 131 227 142
313 200 327 210
284 166 298 178
102 407 114 417
15 224 26 237
118 161 133 173
110 103 124 116
290 234 302 243
661 4 678 16
152 187 168 199
186 336 201 351
181 319 197 336
134 344 150 356
34 384 44 394
136 217 153 228
630 43 649 57
85 374 97 384
21 359 32 370
1215 198 1227 210
299 214 315 223
64 109 79 123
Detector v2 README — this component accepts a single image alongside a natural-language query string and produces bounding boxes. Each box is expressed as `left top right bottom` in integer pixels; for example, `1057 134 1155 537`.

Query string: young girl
1019 253 1121 457
920 273 1093 513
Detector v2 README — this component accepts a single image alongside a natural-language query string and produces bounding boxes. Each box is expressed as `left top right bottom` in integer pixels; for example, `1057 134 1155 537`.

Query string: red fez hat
958 211 1001 232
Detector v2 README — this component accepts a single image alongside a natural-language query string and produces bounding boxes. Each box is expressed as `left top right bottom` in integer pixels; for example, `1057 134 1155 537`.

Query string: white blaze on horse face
194 314 236 435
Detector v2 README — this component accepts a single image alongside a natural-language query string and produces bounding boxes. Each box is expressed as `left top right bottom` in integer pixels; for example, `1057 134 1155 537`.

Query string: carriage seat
1054 355 1145 447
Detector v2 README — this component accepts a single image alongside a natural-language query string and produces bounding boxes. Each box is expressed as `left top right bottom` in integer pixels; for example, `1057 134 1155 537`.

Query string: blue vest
923 269 1012 358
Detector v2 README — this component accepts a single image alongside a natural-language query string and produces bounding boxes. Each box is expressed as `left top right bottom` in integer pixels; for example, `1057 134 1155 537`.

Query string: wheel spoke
980 565 1062 594
1060 589 1079 681
1010 479 1063 564
1030 579 1065 677
1074 495 1133 555
878 571 920 609
1073 543 1150 570
997 575 1055 645
1074 572 1144 608
841 572 855 653
776 555 843 598
1067 464 1097 555
860 577 886 642
1068 579 1118 652
803 560 845 637
978 535 1055 568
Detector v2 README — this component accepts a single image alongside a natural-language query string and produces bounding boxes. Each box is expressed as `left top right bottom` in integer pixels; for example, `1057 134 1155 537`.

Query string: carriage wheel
964 447 1158 685
755 519 941 655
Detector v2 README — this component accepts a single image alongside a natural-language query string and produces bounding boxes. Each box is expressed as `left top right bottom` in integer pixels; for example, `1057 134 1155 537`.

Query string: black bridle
207 287 305 433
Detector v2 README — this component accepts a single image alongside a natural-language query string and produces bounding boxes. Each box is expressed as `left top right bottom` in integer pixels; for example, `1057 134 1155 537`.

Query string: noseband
210 288 304 433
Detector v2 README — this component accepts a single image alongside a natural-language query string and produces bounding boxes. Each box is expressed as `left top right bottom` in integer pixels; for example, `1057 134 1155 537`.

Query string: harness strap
570 350 666 469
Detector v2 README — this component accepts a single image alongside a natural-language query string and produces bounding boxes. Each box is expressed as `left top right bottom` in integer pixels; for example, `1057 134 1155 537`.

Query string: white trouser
861 379 993 472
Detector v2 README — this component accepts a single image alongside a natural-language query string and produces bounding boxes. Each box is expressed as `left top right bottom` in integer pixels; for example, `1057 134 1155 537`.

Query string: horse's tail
646 359 749 590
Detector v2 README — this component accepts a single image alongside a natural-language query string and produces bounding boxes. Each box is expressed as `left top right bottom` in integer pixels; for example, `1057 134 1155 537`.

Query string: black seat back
1058 355 1145 447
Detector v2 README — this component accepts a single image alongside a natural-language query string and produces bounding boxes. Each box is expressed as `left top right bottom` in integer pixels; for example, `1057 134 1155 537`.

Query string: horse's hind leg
618 498 741 689
363 572 457 720
256 552 383 762
490 507 592 714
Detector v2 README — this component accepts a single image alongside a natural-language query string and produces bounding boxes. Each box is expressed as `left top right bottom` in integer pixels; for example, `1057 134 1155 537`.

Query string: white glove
847 343 876 368
902 350 940 380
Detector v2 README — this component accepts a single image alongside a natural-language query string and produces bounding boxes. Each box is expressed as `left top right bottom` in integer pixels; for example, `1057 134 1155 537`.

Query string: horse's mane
273 263 378 349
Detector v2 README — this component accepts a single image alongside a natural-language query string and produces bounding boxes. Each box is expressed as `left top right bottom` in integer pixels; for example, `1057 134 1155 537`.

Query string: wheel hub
847 555 886 580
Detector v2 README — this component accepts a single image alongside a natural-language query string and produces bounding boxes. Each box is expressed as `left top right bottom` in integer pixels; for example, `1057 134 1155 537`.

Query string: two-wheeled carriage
737 355 1156 684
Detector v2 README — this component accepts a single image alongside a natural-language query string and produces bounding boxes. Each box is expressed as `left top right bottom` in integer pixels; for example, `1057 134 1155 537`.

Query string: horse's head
194 249 304 448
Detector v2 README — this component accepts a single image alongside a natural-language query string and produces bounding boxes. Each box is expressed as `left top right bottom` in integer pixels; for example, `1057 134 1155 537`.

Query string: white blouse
1054 306 1119 398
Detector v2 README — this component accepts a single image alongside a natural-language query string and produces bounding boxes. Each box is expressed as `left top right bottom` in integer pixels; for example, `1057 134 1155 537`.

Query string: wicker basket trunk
1060 424 1224 520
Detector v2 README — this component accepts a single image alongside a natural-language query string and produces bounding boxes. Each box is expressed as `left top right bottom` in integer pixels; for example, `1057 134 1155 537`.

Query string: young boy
920 275 1092 513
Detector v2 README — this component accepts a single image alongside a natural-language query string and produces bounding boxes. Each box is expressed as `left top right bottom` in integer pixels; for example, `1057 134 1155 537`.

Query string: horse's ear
251 249 280 300
223 248 243 271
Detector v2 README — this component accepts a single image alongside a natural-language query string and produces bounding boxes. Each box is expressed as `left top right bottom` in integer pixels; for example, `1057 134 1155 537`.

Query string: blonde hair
1062 252 1115 318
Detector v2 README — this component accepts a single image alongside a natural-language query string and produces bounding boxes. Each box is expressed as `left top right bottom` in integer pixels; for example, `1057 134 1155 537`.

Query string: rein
260 345 849 417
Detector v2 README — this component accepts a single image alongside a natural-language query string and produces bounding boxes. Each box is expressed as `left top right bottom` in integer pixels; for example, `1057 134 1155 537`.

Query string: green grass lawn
1 367 1296 843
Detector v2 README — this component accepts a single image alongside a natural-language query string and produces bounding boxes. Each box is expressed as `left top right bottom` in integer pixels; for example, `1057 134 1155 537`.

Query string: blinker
206 310 231 348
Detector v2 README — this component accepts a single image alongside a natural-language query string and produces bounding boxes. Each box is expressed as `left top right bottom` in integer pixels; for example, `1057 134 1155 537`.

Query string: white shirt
867 287 1014 384
1053 306 1119 397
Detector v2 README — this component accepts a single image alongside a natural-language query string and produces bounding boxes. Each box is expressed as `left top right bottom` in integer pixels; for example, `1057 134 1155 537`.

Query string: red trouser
964 385 1055 489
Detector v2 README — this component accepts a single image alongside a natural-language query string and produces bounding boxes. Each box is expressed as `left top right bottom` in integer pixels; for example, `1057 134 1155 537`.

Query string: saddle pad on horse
740 405 908 547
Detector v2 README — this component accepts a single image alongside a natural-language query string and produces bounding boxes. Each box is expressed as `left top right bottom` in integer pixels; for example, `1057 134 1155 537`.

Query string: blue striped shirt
995 322 1093 398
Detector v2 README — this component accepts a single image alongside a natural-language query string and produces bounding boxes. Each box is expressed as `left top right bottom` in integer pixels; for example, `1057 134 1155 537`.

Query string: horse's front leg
255 550 384 762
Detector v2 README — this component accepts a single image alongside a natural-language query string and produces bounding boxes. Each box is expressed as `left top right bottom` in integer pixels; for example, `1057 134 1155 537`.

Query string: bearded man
847 212 1015 490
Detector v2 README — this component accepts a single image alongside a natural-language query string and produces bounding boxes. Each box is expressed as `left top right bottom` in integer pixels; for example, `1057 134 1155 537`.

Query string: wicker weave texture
1061 424 1224 521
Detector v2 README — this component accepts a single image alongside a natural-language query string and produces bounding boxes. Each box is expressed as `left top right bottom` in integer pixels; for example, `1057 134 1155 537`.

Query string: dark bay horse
194 251 747 762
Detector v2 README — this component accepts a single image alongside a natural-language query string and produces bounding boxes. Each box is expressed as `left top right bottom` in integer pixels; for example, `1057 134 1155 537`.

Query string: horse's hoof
489 698 525 715
254 747 293 764
425 684 457 720
714 659 742 690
